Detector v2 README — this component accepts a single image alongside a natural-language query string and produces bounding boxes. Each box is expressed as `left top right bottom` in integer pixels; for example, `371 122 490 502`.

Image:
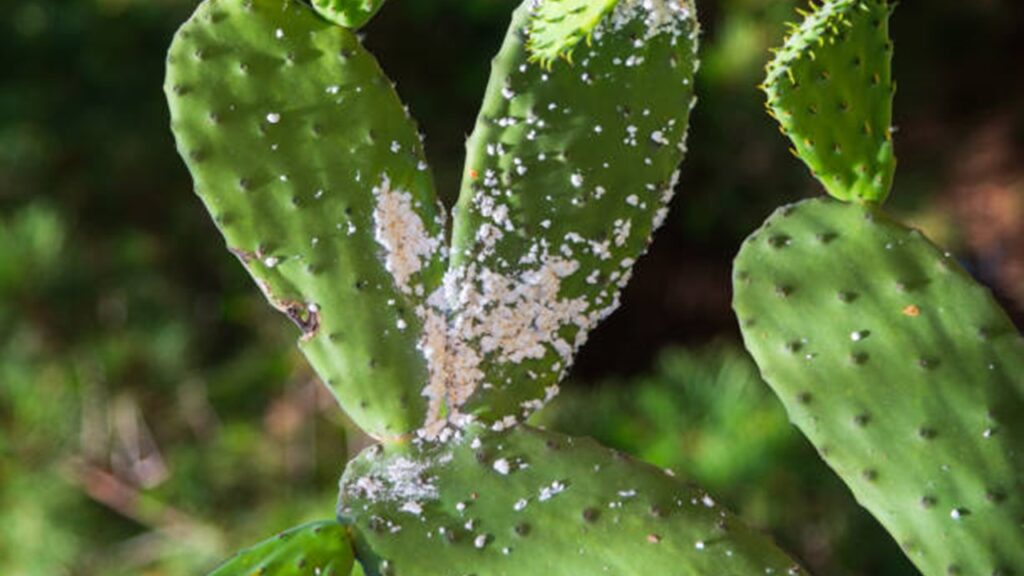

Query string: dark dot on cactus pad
775 285 794 298
815 231 837 244
947 565 962 575
862 469 878 482
649 505 663 518
854 413 871 427
368 517 387 533
785 341 802 353
514 522 530 537
297 558 307 569
918 427 937 440
796 391 813 405
767 234 791 248
582 507 600 523
849 351 869 366
986 489 1007 504
920 496 937 509
367 358 377 368
917 357 938 370
837 290 858 303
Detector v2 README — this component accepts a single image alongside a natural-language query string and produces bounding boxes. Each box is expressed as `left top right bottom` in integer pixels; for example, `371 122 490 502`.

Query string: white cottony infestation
367 0 697 441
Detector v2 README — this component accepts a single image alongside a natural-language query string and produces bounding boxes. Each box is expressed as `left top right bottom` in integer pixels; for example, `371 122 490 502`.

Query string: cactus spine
166 0 808 574
734 1 1024 575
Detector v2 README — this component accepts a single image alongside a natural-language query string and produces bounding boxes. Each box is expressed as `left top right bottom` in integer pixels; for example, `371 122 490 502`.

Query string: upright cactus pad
733 198 1024 575
311 0 386 29
763 0 895 204
209 521 356 575
165 0 447 439
339 425 808 576
436 1 700 433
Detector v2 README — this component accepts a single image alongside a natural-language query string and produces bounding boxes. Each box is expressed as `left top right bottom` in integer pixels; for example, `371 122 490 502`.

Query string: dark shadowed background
1 0 1022 574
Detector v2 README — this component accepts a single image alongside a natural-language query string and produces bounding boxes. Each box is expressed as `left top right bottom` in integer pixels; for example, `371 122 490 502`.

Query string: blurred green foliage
1 0 1022 574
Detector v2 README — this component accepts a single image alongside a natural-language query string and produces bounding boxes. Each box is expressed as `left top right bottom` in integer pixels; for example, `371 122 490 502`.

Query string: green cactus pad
733 198 1024 576
763 0 896 204
338 426 808 576
208 521 356 576
431 0 700 434
311 0 386 30
525 0 619 65
165 0 447 439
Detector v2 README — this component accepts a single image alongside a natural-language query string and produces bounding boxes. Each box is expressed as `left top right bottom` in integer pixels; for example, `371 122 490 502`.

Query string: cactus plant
166 0 808 573
761 0 896 204
734 1 1024 575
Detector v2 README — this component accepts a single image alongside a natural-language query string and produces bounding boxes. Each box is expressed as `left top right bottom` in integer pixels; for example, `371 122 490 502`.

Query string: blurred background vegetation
1 0 1022 574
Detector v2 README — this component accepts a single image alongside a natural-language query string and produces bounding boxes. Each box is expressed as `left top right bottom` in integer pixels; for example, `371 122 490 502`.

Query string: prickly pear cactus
167 0 811 573
209 521 356 575
762 0 895 203
734 1 1024 575
165 0 445 439
339 425 808 576
442 0 700 431
733 198 1024 575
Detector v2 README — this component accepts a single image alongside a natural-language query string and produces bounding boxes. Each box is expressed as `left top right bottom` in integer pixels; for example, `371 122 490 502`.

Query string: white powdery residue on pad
417 252 606 437
347 455 440 507
602 0 695 41
372 174 442 295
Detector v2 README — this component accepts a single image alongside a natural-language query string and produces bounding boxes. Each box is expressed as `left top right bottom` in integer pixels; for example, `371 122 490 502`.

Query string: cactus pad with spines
733 198 1024 576
209 521 356 576
165 0 447 439
311 0 386 30
525 0 619 65
435 1 700 433
338 425 809 576
763 0 895 204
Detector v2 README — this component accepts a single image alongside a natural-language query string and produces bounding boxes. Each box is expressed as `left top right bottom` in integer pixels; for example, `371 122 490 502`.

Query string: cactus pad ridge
733 198 1024 575
426 1 700 436
165 0 447 439
209 521 356 575
763 0 896 204
311 0 386 30
338 425 810 576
